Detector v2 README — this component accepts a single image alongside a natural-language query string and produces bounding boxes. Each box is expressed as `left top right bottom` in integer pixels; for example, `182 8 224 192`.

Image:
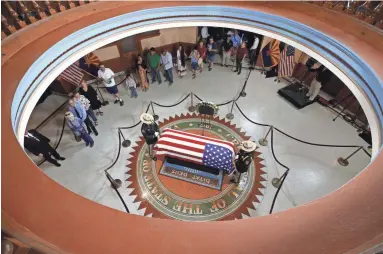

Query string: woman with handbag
136 55 150 92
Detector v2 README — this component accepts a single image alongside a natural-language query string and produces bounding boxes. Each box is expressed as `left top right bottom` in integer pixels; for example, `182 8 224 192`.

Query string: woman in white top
177 44 187 77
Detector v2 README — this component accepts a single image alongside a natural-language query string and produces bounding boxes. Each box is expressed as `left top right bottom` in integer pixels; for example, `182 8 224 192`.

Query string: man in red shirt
234 41 247 75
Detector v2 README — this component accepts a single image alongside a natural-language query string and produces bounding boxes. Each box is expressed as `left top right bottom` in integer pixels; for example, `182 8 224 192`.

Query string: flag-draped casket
154 128 236 174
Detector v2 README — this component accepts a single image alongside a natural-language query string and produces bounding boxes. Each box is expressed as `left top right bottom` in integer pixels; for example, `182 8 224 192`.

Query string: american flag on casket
154 128 236 174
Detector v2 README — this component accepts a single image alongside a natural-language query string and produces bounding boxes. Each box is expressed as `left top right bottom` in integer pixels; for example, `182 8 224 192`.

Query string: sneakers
94 131 99 136
208 67 212 71
58 157 66 161
119 100 124 106
237 72 241 75
192 74 196 79
114 99 119 104
90 142 94 148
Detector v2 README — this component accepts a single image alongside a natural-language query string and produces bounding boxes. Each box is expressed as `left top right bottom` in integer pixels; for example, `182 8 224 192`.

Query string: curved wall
2 2 383 254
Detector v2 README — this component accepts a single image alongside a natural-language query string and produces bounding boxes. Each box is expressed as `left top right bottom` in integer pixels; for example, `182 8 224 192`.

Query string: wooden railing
1 1 94 40
309 1 383 30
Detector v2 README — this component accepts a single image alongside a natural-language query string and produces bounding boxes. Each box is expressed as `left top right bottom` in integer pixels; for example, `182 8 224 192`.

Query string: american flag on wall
278 45 295 77
155 128 236 174
58 64 84 86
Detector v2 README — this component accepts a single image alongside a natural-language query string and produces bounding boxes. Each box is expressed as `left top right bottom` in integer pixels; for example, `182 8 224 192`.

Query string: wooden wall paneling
29 1 47 20
4 1 27 29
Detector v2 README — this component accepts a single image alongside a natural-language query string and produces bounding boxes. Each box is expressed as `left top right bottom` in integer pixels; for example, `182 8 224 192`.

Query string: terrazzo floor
25 63 371 219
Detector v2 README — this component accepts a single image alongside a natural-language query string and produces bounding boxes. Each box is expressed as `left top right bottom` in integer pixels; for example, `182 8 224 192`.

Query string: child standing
126 72 138 98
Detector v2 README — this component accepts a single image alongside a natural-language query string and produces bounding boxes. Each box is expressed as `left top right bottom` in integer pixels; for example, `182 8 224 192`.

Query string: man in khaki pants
221 35 233 67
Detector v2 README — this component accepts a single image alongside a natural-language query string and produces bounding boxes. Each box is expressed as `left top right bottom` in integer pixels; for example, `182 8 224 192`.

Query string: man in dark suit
24 130 65 167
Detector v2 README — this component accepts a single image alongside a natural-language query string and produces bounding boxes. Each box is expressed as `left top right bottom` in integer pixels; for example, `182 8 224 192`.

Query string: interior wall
141 27 197 49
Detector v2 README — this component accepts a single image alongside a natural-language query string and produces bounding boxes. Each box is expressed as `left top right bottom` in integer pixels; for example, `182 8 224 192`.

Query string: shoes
119 100 124 106
95 121 99 126
225 65 228 67
151 80 155 84
192 74 196 79
221 64 224 67
237 72 241 75
233 69 238 72
114 99 119 104
208 67 212 71
85 143 89 147
58 157 66 161
95 131 99 136
169 82 173 86
53 162 61 167
90 142 94 148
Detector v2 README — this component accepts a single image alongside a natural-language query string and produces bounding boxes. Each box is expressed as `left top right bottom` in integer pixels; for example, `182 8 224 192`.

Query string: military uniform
141 122 160 145
231 150 253 183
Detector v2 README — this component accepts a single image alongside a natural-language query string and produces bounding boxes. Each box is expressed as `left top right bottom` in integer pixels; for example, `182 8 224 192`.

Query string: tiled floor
25 63 371 219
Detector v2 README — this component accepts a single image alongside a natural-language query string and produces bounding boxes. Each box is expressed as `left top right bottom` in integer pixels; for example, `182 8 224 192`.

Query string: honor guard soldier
140 113 160 159
230 140 257 183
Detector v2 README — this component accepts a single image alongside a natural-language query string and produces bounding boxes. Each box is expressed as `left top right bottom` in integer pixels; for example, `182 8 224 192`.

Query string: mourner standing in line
160 48 174 85
230 140 257 183
234 41 248 75
68 98 98 136
125 71 138 99
140 113 160 158
136 55 150 91
249 35 260 68
147 47 162 85
207 37 218 71
97 64 124 106
24 129 65 167
74 92 98 126
65 112 95 147
221 34 233 67
79 80 103 116
197 41 207 71
176 44 187 78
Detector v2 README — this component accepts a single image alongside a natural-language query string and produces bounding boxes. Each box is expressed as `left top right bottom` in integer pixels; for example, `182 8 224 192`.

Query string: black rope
37 117 66 166
119 103 151 130
35 100 67 130
269 127 291 214
234 102 271 127
152 93 191 107
273 127 361 148
269 171 288 214
236 102 363 148
105 130 123 171
105 171 130 213
362 147 372 158
217 100 234 107
193 93 203 102
96 72 129 89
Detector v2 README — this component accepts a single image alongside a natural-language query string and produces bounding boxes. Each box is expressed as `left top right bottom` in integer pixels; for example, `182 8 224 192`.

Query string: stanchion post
105 171 122 189
226 100 235 120
271 170 288 188
240 68 252 97
259 126 273 146
119 128 131 148
150 101 159 121
188 92 196 112
338 146 363 166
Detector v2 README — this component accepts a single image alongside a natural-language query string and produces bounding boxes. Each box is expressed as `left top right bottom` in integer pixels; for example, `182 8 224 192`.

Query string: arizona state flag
261 39 281 68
